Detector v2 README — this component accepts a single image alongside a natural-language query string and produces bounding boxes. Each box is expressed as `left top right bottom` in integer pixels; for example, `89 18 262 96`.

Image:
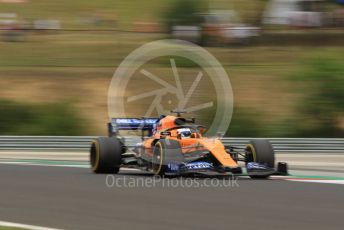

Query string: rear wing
108 118 159 136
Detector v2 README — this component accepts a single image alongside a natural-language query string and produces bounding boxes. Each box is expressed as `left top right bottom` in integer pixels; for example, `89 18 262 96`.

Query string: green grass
0 227 28 230
0 0 171 29
0 0 266 29
0 100 86 135
0 27 343 136
1 1 344 136
0 30 343 136
1 31 343 69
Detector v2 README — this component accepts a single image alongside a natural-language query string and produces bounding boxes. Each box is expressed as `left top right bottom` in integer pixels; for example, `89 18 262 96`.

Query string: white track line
0 220 63 230
286 179 344 185
0 161 141 171
1 161 344 184
0 161 89 168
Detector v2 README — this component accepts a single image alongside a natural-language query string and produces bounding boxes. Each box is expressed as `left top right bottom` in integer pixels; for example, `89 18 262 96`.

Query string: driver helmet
177 128 192 139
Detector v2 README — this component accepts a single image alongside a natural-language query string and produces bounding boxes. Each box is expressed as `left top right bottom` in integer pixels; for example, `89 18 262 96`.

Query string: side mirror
197 126 207 134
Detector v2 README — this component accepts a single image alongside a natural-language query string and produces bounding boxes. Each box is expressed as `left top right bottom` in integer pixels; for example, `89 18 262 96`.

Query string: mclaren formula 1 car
90 112 288 178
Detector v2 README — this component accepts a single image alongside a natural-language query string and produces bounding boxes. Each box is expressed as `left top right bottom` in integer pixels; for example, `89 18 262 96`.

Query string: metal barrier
0 136 344 153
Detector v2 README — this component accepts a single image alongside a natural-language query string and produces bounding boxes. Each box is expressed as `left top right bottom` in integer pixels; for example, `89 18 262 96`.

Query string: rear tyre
152 139 183 176
246 140 275 179
90 137 123 174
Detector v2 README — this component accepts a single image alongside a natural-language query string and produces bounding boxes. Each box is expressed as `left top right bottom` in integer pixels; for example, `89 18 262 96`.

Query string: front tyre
152 139 183 176
246 139 275 179
90 137 123 174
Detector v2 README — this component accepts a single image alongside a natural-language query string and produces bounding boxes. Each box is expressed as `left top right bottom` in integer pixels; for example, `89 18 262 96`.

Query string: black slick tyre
90 137 122 174
246 139 275 179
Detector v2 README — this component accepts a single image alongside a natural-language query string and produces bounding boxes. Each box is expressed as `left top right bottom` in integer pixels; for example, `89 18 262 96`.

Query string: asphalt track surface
0 164 344 230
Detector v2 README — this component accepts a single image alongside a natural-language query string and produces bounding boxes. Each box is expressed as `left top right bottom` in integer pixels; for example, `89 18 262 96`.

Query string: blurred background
0 0 343 137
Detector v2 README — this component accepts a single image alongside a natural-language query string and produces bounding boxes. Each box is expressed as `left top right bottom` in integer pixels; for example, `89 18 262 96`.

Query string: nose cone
200 138 239 168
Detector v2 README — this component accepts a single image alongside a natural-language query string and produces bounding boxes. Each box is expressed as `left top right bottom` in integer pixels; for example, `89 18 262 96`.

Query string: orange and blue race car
90 112 288 178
